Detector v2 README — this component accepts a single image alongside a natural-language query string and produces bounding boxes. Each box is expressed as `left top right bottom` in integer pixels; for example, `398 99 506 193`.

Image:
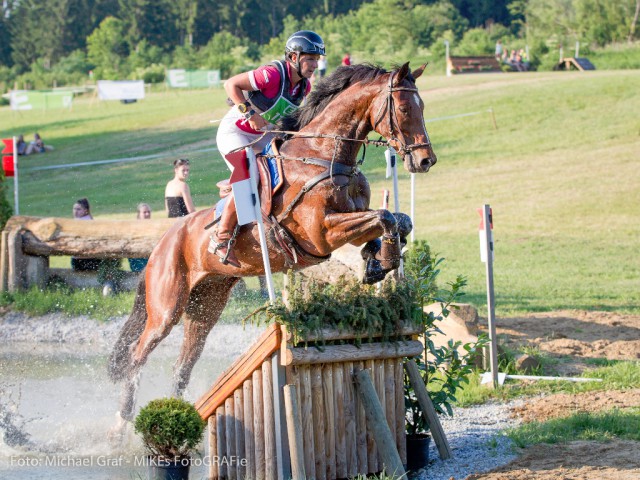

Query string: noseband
373 70 432 157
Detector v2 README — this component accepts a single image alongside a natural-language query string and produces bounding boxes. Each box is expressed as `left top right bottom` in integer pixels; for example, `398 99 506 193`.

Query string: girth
275 157 359 223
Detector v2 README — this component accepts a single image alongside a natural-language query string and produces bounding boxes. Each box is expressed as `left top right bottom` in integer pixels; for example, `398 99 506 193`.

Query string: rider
211 30 325 267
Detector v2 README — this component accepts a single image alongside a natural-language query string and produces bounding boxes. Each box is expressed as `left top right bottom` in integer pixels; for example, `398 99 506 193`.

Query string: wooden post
405 359 452 459
7 230 25 291
262 360 276 480
299 366 315 479
0 230 9 291
364 359 377 473
384 359 396 446
323 364 336 480
353 369 406 478
375 359 386 467
225 397 236 480
333 363 347 478
208 416 218 480
311 364 326 480
243 379 255 480
283 384 305 480
234 388 245 480
343 361 358 476
272 352 290 480
216 407 227 480
355 360 367 472
253 369 265 480
394 359 407 465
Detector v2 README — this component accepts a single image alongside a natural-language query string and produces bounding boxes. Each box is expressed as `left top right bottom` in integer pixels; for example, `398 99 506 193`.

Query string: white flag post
479 204 498 388
410 173 415 243
12 137 19 215
246 148 276 303
385 147 404 278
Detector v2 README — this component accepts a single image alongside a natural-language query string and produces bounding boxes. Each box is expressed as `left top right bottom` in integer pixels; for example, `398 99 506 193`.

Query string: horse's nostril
420 157 436 170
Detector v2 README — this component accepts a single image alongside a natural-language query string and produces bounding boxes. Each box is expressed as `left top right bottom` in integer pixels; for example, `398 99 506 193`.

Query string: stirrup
208 225 240 267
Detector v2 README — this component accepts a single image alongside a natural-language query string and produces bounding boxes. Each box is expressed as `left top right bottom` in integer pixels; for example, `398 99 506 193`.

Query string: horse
108 62 437 433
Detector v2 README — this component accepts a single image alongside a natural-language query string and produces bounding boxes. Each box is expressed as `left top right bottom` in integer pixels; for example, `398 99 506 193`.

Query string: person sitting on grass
25 133 54 155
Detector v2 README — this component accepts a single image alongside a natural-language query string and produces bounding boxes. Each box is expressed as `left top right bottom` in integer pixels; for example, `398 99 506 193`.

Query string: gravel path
411 401 522 480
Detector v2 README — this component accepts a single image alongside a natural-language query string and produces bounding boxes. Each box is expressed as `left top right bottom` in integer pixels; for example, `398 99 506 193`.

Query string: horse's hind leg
172 276 239 397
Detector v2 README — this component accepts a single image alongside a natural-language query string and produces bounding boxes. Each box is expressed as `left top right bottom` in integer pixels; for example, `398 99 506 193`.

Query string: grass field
1 69 638 315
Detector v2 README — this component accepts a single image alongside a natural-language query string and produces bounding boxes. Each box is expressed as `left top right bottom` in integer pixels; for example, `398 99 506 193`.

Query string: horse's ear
412 63 428 80
394 62 410 85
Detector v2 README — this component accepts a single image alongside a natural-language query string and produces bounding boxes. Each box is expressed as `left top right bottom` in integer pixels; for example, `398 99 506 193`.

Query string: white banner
97 80 145 100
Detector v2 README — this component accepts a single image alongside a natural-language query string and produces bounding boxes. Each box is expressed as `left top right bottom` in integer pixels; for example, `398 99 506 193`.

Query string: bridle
372 69 432 157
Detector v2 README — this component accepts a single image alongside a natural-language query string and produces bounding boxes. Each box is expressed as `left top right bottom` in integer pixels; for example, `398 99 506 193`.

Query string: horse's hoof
362 259 387 284
361 238 382 261
393 212 413 239
107 413 129 447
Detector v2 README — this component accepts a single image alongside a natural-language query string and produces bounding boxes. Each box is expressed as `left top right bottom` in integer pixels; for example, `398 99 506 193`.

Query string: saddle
214 139 285 220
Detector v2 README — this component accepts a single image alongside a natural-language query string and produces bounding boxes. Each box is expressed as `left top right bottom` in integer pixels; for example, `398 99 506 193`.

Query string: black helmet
285 30 325 56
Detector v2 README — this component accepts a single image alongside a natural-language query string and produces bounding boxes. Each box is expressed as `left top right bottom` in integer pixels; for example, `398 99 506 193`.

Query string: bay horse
108 62 436 431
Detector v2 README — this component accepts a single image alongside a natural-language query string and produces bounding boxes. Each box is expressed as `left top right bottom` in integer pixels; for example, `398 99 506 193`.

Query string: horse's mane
281 63 413 132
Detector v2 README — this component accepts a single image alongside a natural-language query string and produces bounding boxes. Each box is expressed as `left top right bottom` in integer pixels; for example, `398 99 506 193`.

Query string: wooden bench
448 56 502 74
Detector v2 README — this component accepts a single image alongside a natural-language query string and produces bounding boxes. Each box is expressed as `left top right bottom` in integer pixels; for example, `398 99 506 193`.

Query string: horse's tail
108 275 147 383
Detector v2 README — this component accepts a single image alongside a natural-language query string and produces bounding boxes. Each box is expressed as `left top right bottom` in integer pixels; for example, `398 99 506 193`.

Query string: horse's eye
399 106 409 114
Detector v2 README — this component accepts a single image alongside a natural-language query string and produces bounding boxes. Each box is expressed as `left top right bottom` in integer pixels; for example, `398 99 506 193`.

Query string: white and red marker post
1 137 18 214
225 147 276 303
478 204 498 388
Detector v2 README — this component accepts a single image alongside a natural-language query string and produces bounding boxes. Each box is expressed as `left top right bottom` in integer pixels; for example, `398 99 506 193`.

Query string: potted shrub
403 242 485 471
134 397 205 480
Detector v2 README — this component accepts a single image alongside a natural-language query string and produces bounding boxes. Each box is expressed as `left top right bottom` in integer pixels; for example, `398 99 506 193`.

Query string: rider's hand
248 114 267 131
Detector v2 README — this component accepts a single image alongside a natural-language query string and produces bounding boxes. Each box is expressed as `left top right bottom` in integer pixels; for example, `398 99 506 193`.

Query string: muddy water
0 317 263 479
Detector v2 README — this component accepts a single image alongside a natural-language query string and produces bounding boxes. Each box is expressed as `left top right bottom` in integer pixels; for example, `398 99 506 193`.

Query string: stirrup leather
208 225 240 265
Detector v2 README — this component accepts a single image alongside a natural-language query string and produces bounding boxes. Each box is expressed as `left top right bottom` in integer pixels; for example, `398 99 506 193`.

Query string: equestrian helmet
285 31 325 57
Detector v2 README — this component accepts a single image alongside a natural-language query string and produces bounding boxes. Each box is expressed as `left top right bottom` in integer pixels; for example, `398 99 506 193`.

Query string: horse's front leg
324 208 396 247
324 209 412 284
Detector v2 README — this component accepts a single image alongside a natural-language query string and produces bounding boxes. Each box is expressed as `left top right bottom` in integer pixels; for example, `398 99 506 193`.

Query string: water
0 319 263 479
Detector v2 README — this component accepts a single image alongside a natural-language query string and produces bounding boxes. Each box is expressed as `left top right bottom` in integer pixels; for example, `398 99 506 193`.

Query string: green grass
454 361 640 407
1 70 639 315
0 284 267 322
506 408 640 448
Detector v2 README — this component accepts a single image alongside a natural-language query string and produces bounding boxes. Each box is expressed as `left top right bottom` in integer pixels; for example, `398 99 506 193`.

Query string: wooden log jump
196 323 425 480
0 215 176 291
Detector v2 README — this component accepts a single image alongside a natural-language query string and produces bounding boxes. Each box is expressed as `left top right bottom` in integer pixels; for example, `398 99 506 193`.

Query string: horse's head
371 62 437 173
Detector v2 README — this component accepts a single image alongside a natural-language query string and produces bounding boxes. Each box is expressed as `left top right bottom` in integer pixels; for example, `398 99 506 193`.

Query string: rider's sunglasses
174 158 190 166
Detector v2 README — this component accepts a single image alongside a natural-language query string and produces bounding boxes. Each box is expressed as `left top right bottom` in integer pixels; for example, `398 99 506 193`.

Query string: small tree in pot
403 242 485 470
134 397 205 480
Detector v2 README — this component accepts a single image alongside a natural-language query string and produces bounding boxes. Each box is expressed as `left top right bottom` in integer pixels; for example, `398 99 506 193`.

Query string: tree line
0 0 638 91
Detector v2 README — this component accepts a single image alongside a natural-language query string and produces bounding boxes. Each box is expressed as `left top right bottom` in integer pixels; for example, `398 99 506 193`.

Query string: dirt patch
486 310 640 375
469 310 640 480
510 389 640 423
465 440 640 479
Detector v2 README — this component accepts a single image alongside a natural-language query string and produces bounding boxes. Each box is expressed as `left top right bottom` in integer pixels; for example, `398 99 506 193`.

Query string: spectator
165 158 195 217
16 135 27 156
25 133 54 155
317 55 327 77
71 198 100 271
495 40 503 60
128 203 151 273
341 53 351 66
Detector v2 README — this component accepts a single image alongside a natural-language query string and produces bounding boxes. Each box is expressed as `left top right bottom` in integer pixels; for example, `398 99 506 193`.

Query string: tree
86 16 129 79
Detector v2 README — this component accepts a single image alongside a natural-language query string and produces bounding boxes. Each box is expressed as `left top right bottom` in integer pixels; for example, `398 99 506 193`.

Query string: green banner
166 69 221 88
10 90 73 111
